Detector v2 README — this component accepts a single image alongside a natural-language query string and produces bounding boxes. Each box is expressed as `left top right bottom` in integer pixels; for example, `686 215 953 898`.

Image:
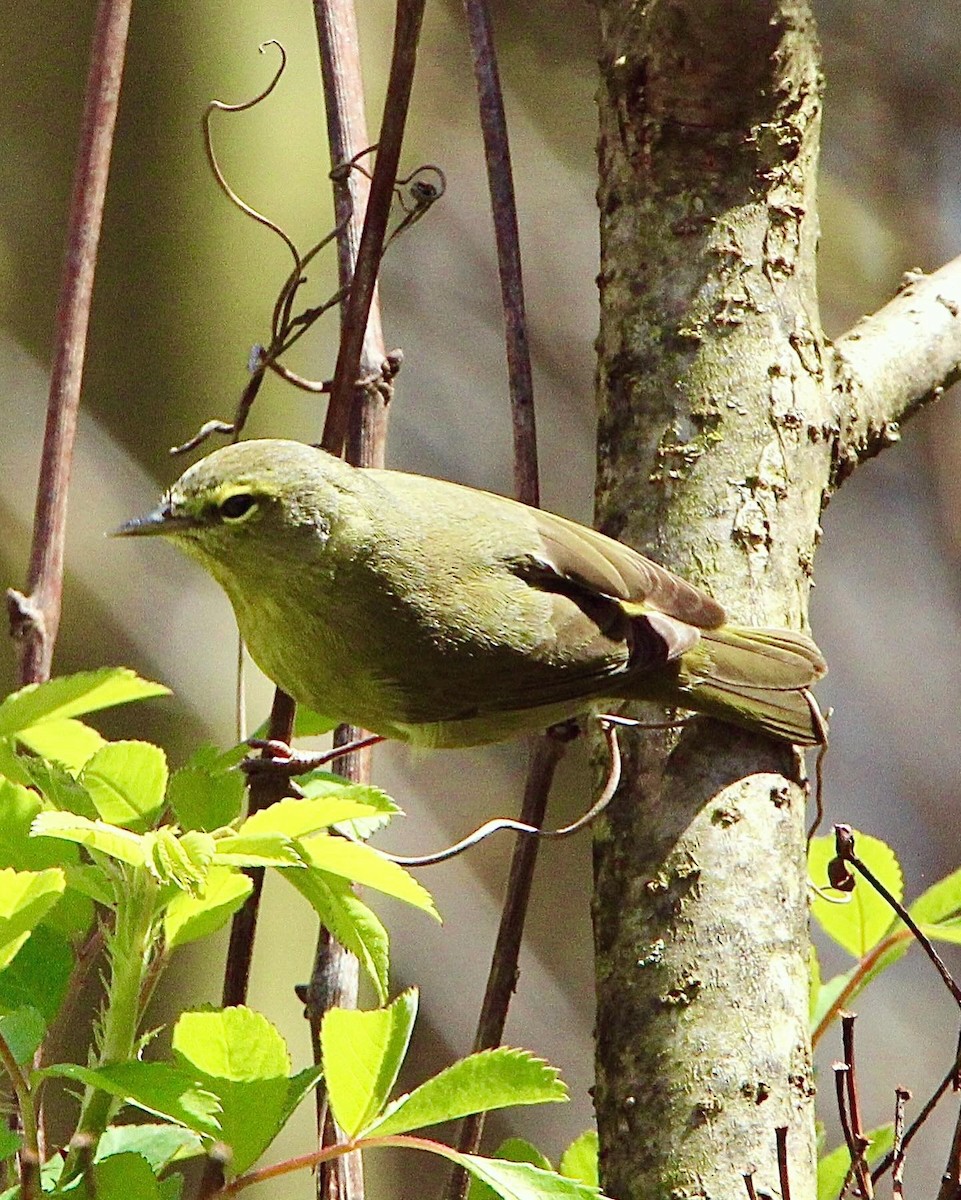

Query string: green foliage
817 1124 894 1200
0 670 592 1200
809 828 961 1040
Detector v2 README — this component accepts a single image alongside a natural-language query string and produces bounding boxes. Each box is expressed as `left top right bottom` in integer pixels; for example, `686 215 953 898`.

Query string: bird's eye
219 493 257 521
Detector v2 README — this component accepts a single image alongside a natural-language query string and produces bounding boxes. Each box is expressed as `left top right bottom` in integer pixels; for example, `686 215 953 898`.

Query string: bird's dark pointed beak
111 506 195 538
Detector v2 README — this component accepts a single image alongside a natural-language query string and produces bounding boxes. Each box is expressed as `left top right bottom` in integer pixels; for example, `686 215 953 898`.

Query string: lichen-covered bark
591 3 829 1197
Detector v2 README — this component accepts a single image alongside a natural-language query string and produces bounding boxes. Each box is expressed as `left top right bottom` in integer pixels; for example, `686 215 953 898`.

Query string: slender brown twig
775 1126 791 1200
446 726 573 1197
444 4 542 1193
873 1059 956 1183
892 1087 909 1200
6 0 132 686
840 1015 872 1198
322 0 426 457
463 0 538 506
311 3 403 1196
834 824 961 1010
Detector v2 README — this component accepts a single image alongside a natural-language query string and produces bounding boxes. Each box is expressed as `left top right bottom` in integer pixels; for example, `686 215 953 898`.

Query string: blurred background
2 0 960 1195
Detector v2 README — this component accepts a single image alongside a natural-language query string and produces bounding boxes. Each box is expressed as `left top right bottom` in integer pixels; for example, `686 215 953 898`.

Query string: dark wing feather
528 508 726 629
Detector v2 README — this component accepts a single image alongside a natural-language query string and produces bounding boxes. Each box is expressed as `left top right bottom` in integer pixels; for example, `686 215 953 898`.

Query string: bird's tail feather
679 624 827 745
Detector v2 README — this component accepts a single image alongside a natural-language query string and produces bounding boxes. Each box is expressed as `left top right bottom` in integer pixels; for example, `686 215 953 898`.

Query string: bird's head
113 439 343 576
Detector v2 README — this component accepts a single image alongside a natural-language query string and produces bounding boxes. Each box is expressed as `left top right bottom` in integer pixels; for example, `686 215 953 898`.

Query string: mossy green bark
591 3 829 1197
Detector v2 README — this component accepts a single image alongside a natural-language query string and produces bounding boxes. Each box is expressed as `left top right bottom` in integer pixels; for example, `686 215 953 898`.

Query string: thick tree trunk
591 3 828 1197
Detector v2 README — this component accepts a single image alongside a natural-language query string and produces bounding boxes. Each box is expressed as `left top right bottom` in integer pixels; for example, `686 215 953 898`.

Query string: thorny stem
7 0 132 686
64 870 159 1179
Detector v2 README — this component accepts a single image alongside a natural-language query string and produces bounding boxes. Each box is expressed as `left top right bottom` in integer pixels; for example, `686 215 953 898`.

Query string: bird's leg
241 732 386 780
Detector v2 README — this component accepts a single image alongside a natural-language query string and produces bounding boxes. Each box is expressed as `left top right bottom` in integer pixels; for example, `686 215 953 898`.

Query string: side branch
831 253 961 487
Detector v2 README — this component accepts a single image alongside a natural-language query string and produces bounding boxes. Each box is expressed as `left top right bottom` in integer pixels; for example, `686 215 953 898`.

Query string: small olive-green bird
116 439 826 748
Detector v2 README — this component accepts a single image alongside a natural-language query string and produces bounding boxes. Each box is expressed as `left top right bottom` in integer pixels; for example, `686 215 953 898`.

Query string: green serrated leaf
163 867 253 949
322 990 418 1137
469 1140 554 1200
0 669 169 737
297 777 401 840
212 831 303 868
919 918 961 945
144 828 214 894
817 1124 894 1200
15 719 105 773
18 756 97 818
429 1148 603 1200
366 1047 567 1138
167 767 245 833
31 811 146 868
239 796 385 840
38 1061 221 1134
172 1007 316 1175
0 1007 45 1065
911 867 961 927
91 1151 161 1200
278 868 389 1002
809 831 902 957
559 1131 599 1186
81 741 168 831
96 1124 205 1169
0 924 73 1022
0 1127 22 1163
298 836 438 918
0 867 66 970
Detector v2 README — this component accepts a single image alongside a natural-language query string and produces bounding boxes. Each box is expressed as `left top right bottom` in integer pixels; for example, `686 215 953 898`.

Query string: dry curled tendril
172 40 444 457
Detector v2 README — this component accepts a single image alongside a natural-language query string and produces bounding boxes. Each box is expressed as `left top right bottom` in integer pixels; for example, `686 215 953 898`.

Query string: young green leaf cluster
0 669 602 1200
809 828 961 1193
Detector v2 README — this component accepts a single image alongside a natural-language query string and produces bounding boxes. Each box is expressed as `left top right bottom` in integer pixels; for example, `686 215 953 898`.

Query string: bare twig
221 689 298 1008
775 1126 791 1200
463 0 538 506
446 725 573 1198
742 1172 759 1200
833 1064 860 1200
322 0 426 457
892 1087 910 1200
442 5 542 1195
6 0 132 685
832 255 961 488
873 1060 956 1184
310 3 403 1195
840 1015 872 1199
203 42 300 269
834 824 961 1009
